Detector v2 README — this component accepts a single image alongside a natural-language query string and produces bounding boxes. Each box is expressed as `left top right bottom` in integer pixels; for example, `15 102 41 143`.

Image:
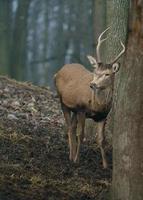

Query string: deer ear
112 62 120 73
87 55 98 69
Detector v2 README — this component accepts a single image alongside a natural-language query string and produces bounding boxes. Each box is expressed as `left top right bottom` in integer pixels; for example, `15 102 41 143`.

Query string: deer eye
105 73 110 77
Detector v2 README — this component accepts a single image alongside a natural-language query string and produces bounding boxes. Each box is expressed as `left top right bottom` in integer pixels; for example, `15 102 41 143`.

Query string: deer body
55 28 125 168
55 64 112 121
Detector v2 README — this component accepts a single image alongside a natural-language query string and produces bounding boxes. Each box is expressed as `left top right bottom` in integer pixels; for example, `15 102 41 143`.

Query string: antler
111 41 125 63
96 27 110 62
87 55 98 69
87 27 110 68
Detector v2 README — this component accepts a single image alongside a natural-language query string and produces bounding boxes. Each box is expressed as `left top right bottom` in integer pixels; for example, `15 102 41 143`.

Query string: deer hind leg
96 120 108 169
74 112 85 163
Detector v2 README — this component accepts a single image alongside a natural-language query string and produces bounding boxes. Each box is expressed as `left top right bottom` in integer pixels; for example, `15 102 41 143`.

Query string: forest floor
0 76 112 200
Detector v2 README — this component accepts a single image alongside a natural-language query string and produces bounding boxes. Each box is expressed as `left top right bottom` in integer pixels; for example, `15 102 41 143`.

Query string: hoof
69 154 73 161
73 156 79 164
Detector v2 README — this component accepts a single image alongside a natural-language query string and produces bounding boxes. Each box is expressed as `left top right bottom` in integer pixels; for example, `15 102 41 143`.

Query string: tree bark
112 1 143 200
105 0 129 63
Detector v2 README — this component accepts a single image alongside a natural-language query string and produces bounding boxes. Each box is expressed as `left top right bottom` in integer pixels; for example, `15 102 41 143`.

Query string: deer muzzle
90 82 105 90
90 82 97 90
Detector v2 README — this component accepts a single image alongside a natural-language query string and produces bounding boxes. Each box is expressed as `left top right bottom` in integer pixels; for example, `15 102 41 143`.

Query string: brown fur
54 63 115 168
55 29 125 166
55 64 113 115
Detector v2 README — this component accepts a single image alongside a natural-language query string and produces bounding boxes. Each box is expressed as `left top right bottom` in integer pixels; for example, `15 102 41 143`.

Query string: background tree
10 0 31 81
0 0 12 75
0 0 94 87
26 0 44 83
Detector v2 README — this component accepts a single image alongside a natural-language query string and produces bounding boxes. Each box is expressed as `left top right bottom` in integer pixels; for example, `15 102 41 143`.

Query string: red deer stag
54 28 125 168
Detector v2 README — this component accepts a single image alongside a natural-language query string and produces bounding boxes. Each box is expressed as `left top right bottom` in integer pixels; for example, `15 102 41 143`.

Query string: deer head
87 28 125 90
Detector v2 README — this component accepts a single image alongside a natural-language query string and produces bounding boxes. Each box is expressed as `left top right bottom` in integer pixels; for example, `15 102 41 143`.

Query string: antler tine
96 27 110 63
111 41 125 63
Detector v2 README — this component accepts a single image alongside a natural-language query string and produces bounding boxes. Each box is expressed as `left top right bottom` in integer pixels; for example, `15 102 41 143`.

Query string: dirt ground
0 76 112 200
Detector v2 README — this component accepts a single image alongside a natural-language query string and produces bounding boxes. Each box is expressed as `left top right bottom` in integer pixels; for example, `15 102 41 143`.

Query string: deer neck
91 86 113 111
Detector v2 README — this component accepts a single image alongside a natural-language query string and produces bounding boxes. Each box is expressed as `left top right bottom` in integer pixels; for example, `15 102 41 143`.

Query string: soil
0 76 112 200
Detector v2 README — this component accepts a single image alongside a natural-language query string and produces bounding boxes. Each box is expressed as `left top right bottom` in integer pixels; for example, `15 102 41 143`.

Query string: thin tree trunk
43 0 49 82
0 0 12 74
47 0 65 89
30 0 41 83
10 0 31 80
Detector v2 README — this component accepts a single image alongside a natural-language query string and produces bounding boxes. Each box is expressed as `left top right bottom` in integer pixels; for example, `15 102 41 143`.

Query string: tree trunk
10 0 31 80
112 1 143 200
105 0 129 63
103 0 129 149
29 0 42 83
0 0 12 74
46 0 65 89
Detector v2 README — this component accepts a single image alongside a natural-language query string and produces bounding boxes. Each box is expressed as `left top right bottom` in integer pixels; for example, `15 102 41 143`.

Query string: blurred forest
0 0 97 89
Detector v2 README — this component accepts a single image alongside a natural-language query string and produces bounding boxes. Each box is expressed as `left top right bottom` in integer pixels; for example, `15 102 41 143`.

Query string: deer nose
90 83 97 90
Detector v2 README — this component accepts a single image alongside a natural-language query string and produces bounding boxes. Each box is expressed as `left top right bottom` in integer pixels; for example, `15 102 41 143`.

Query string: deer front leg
74 112 85 163
96 120 108 169
62 104 73 161
71 113 77 160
